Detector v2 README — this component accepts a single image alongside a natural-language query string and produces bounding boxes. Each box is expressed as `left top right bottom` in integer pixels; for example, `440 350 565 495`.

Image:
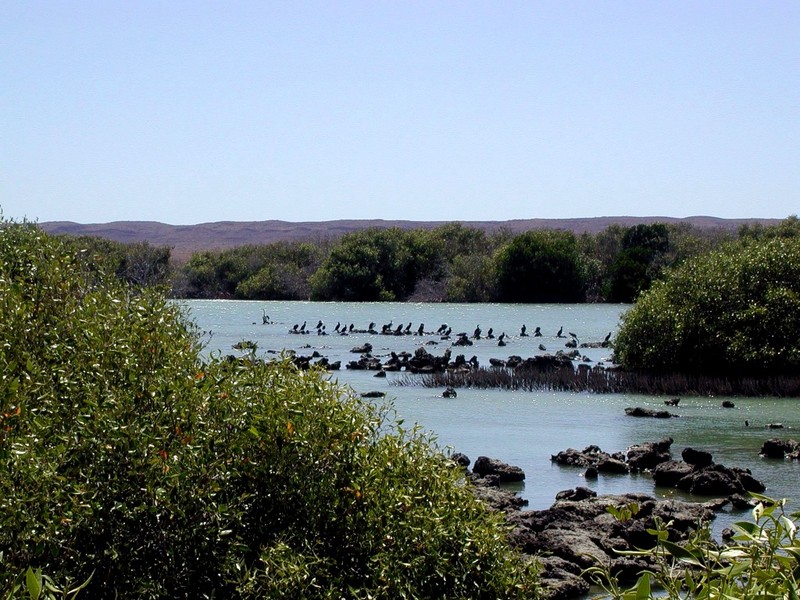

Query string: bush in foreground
0 221 537 598
614 235 800 376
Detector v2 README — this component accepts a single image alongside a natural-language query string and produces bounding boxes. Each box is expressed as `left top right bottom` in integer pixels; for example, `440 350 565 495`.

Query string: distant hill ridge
40 216 778 263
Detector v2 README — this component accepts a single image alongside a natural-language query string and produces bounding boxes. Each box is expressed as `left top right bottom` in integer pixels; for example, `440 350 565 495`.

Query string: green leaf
661 540 704 567
25 567 42 600
634 573 651 600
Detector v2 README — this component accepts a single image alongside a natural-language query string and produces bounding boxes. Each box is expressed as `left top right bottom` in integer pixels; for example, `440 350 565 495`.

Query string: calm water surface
180 300 800 532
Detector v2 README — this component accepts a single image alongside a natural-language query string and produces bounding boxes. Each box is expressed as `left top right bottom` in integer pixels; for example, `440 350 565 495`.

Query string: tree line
174 221 737 303
53 216 799 305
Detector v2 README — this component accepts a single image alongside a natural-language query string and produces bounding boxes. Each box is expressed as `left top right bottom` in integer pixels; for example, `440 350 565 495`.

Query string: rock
722 400 735 408
681 447 714 468
555 486 597 501
625 438 673 472
360 390 385 398
652 460 695 488
676 463 766 496
450 452 470 468
472 456 526 482
442 387 458 398
350 343 373 354
596 456 629 474
625 406 677 418
583 466 598 479
505 492 719 598
767 423 785 429
760 438 800 459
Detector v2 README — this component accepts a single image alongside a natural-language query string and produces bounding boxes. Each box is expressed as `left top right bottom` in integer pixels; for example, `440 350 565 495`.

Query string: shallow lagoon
181 299 800 532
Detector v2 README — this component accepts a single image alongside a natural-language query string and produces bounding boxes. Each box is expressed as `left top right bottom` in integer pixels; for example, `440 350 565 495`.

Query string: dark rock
472 456 526 482
596 456 629 474
583 466 598 479
682 447 714 468
350 343 372 354
506 492 719 598
450 452 470 468
722 400 735 408
760 438 800 459
442 387 457 398
767 423 785 429
625 406 677 418
625 437 673 472
360 390 385 398
677 463 765 496
555 487 597 501
652 460 694 488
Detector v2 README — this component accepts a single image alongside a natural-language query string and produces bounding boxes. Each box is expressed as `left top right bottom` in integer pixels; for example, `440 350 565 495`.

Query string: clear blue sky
2 1 798 225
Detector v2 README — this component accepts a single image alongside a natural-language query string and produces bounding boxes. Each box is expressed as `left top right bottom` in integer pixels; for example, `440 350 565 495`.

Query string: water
180 299 800 532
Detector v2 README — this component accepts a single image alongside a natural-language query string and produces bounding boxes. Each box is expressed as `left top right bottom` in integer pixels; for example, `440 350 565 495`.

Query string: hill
40 216 777 263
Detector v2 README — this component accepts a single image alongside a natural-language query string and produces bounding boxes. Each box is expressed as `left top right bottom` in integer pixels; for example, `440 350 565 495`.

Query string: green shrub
0 220 538 598
614 236 800 376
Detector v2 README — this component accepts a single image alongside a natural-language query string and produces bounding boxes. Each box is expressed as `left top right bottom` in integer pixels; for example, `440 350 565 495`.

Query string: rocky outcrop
506 491 718 600
760 438 800 459
625 406 678 418
472 456 526 483
551 438 673 474
652 455 766 496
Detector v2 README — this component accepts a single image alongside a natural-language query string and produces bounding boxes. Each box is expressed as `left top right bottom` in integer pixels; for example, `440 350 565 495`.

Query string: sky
2 1 798 225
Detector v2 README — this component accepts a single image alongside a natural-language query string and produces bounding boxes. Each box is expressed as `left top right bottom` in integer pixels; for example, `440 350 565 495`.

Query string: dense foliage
178 241 322 299
0 221 538 598
614 234 800 376
494 230 585 302
179 221 726 303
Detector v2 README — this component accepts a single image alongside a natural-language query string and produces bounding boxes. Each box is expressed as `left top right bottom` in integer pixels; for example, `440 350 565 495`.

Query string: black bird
556 326 564 338
498 332 506 342
486 328 494 339
316 320 323 330
417 323 425 335
473 325 481 340
604 332 612 343
404 322 412 333
533 326 542 337
520 324 528 337
334 322 341 332
437 323 448 334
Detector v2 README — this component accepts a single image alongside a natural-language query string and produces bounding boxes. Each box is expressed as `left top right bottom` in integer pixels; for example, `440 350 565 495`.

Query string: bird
556 326 564 338
472 325 481 340
533 326 542 337
520 324 528 337
417 323 425 335
486 328 494 339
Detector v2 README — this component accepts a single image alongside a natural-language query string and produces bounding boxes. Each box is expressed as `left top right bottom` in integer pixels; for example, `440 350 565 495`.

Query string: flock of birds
264 311 612 348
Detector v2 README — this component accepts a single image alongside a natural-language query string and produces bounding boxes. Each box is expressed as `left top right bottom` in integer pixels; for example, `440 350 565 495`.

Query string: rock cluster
507 490 717 599
458 451 729 599
760 438 800 459
551 438 674 475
